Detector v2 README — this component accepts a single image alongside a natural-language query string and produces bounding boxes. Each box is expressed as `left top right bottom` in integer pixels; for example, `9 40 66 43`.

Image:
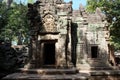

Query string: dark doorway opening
43 43 55 65
91 46 98 58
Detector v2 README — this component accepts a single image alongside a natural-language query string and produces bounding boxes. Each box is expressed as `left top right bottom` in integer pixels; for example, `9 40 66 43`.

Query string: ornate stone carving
58 17 67 29
66 1 72 15
55 0 64 4
43 3 55 14
56 2 72 15
79 3 85 12
79 4 88 17
42 14 56 32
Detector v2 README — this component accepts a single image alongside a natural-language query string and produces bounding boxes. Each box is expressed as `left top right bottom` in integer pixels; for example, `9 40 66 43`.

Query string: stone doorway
43 43 55 65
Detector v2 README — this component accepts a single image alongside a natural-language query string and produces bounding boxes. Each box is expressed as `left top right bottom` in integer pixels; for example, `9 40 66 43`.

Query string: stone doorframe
89 44 99 58
38 39 58 67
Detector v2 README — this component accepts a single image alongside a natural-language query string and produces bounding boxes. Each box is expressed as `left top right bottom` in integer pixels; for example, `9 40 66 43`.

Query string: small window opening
91 46 98 58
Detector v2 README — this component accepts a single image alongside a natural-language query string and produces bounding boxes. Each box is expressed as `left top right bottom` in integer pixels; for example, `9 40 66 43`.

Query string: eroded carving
56 0 63 4
42 14 56 32
56 1 72 15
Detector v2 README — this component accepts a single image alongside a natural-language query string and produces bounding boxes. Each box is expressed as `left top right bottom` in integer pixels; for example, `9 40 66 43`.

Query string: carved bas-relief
56 1 72 15
42 14 56 32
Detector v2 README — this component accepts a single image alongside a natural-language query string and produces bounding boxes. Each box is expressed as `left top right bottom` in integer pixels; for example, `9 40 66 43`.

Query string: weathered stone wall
72 5 110 68
27 0 73 68
27 0 110 69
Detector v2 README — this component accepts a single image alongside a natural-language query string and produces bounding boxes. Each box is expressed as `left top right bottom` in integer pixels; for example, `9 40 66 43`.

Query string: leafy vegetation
0 1 29 45
0 1 29 77
86 0 120 50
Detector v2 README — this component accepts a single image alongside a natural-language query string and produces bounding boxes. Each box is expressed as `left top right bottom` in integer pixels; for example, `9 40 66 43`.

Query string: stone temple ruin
26 0 111 69
3 0 117 79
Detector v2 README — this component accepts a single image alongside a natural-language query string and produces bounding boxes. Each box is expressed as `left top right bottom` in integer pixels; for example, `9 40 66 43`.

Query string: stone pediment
40 13 58 33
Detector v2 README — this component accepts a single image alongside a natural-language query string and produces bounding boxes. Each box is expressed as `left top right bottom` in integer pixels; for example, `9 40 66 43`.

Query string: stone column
25 36 37 69
76 43 81 64
30 36 37 68
40 42 44 67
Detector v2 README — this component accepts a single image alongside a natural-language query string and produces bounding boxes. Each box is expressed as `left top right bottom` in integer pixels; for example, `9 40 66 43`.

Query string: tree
0 1 29 73
0 2 8 38
86 0 107 13
0 2 29 45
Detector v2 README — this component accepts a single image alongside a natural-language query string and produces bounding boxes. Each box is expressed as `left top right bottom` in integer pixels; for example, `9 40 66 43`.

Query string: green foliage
102 0 120 50
27 0 35 4
0 2 29 44
86 0 104 13
0 2 7 29
86 0 120 49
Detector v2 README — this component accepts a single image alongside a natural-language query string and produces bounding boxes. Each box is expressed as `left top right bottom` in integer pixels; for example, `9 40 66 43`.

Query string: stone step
88 60 104 64
18 68 79 75
77 64 113 70
79 66 113 70
87 59 110 67
3 73 88 80
90 67 113 70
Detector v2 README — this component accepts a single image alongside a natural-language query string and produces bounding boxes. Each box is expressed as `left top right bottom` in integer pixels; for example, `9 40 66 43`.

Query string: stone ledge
3 73 88 80
79 70 120 76
18 68 79 74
